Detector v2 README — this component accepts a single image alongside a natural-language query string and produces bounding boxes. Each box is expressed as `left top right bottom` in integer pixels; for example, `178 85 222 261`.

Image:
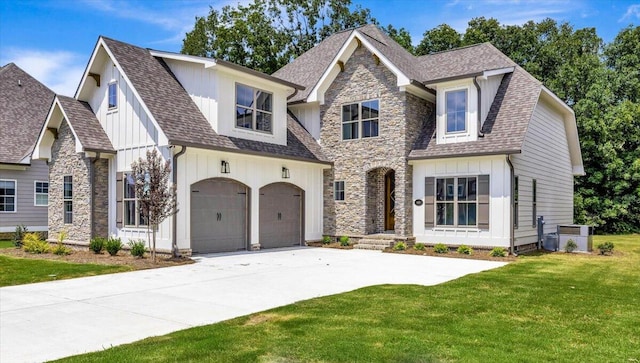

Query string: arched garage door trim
259 182 304 249
190 178 250 254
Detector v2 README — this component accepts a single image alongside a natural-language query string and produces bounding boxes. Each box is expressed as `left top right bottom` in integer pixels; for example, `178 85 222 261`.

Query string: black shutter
478 175 490 230
116 172 123 228
424 177 435 228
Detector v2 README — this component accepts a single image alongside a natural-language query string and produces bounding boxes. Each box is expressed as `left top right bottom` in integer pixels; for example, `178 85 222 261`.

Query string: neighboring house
33 24 582 254
0 63 54 235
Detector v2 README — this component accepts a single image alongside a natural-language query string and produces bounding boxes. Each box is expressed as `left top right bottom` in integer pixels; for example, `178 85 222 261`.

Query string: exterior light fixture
282 167 290 179
221 160 230 174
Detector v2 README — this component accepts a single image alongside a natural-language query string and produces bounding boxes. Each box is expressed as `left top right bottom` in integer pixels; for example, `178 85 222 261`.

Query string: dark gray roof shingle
0 63 55 164
56 95 115 153
409 67 541 159
102 37 328 164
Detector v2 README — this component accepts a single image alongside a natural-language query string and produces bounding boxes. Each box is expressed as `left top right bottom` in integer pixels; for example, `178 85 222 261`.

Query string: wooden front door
384 170 395 231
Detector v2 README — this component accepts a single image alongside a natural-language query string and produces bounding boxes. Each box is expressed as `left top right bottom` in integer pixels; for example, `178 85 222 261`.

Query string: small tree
131 149 179 262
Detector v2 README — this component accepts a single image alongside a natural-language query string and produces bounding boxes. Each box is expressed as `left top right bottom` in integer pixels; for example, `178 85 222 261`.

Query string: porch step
353 238 395 251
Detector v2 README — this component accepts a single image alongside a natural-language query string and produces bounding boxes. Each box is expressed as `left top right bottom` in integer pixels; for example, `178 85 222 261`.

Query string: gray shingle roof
0 63 55 164
101 37 328 164
56 95 115 153
409 67 541 159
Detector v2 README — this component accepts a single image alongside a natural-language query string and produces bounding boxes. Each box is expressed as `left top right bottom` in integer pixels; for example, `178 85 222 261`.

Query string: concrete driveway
0 247 507 362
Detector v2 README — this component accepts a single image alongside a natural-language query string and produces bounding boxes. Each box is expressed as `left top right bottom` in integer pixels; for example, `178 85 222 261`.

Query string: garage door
259 183 303 249
191 179 248 253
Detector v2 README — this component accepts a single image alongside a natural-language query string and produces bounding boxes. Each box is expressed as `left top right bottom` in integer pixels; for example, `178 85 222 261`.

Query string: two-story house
33 25 582 255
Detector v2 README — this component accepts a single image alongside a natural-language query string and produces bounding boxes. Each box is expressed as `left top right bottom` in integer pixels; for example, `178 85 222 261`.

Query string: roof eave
408 149 521 161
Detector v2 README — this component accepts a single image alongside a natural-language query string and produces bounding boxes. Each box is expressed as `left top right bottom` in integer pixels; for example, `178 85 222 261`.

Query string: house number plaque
414 199 424 206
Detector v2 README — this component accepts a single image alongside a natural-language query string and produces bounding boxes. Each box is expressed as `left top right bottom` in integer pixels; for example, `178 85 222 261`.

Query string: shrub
564 239 578 253
322 235 332 244
53 231 71 255
129 240 147 258
597 241 615 255
12 224 28 248
393 242 406 251
457 245 473 255
22 233 51 254
105 237 123 256
490 247 507 257
433 243 448 254
339 236 350 246
414 243 426 251
89 237 106 254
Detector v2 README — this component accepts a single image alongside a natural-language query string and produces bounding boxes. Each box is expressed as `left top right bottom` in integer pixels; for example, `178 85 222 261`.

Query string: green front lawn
0 240 14 249
0 256 131 287
57 235 640 362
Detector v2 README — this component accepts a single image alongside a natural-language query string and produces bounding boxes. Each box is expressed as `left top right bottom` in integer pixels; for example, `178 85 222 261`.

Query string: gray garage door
259 183 303 249
191 179 248 253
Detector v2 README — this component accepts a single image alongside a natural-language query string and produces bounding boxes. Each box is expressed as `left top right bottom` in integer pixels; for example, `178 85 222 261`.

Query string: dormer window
236 83 273 134
108 82 118 109
445 89 467 133
342 99 379 140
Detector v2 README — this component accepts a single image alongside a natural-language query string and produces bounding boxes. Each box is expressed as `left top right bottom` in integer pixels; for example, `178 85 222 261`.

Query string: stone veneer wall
320 46 433 237
93 159 109 238
48 120 109 243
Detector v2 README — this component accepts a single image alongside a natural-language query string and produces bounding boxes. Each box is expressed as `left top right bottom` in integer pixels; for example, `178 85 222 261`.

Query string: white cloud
0 48 85 96
619 4 640 22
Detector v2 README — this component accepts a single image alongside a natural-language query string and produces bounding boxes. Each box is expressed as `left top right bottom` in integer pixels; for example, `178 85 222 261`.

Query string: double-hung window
34 181 49 206
63 176 73 224
445 89 467 133
108 82 118 109
235 83 273 133
0 180 16 212
123 173 148 227
334 181 345 201
514 176 519 228
342 100 379 140
436 177 477 227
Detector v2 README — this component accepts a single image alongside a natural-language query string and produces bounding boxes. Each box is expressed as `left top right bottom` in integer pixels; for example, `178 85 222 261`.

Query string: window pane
124 200 136 226
446 178 454 201
236 84 253 107
108 83 117 108
256 91 272 112
236 107 253 129
36 194 48 206
468 203 477 225
446 203 454 225
125 174 136 198
436 179 445 201
467 177 477 201
0 180 16 195
64 176 72 199
342 122 358 140
436 203 445 224
256 112 272 132
458 203 468 225
362 100 379 120
342 104 358 122
64 201 73 224
139 206 148 226
362 120 378 138
446 90 466 133
458 178 467 201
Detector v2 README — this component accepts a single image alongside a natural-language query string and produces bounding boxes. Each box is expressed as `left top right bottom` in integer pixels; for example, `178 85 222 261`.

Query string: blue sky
1 0 638 96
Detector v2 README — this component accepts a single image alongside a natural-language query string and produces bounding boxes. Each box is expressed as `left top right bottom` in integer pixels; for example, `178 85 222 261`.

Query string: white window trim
341 99 380 141
34 180 49 207
434 176 478 228
0 179 17 213
108 81 118 111
444 88 468 134
234 83 274 135
123 172 148 228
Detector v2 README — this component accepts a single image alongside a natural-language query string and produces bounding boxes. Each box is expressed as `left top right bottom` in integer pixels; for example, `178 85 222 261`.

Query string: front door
384 170 395 231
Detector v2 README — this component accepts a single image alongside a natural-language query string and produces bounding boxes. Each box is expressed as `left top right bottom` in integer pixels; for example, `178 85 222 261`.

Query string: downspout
506 155 516 256
473 76 485 137
90 153 101 239
286 88 299 101
171 145 186 257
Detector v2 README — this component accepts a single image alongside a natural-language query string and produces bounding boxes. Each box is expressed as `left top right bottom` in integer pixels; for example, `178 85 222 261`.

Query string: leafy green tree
415 24 461 55
604 25 640 103
384 25 413 54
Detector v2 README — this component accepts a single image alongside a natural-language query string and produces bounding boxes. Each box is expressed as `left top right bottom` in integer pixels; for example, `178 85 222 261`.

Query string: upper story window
342 100 379 140
445 89 467 133
235 83 273 134
0 180 16 212
108 82 118 109
34 181 49 206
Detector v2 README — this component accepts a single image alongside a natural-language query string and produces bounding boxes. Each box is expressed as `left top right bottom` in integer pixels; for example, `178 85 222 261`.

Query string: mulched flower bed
384 247 518 262
0 247 194 270
306 242 354 249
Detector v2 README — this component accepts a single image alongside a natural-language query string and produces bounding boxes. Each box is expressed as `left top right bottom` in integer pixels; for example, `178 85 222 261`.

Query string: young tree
131 149 179 261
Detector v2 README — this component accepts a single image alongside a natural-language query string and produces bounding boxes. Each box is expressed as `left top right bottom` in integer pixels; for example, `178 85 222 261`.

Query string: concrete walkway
0 248 507 362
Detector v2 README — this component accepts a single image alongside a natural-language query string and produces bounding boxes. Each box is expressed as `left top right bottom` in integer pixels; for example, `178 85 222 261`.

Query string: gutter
473 76 484 138
171 145 186 257
506 155 517 256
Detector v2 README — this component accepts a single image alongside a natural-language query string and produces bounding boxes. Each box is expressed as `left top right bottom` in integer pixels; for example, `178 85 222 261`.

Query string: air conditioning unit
558 225 593 252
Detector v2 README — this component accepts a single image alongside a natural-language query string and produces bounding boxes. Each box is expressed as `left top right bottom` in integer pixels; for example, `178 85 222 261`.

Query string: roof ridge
420 41 493 57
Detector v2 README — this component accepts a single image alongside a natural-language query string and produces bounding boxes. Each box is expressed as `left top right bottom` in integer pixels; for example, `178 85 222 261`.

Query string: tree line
182 0 639 234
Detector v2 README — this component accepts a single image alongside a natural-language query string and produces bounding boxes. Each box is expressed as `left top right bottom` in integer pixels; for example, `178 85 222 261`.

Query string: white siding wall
175 148 326 251
478 74 503 126
0 160 49 232
512 99 574 245
289 103 321 141
412 155 511 247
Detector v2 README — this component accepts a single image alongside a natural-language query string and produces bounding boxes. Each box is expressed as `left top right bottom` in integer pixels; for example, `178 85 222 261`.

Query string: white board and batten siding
411 155 511 247
0 160 49 232
175 148 326 252
478 74 503 127
511 98 574 245
289 103 322 141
